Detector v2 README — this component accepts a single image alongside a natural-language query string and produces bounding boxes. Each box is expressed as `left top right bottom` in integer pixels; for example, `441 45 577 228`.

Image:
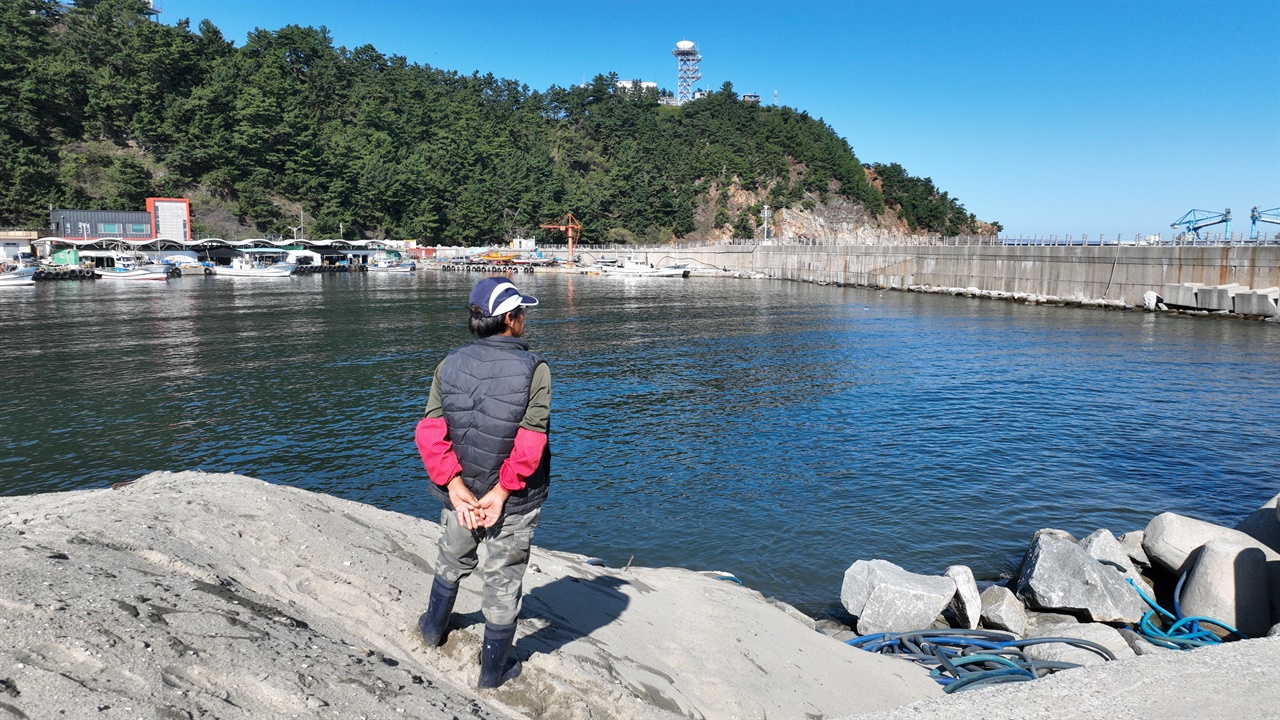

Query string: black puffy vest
429 335 550 515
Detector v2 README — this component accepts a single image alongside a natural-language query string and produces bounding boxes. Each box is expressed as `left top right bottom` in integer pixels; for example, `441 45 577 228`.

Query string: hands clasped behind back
447 476 508 530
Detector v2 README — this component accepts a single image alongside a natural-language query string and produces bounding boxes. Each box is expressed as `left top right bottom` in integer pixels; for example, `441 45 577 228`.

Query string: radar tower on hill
672 40 701 105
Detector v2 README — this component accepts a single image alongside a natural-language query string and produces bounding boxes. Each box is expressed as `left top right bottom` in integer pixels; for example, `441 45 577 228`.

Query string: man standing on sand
414 276 551 689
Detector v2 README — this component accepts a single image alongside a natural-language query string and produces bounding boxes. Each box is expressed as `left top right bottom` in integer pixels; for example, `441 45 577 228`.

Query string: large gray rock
841 560 956 635
1014 531 1147 623
1144 512 1280 574
944 565 980 630
1180 538 1272 638
1235 491 1280 554
1021 623 1136 667
978 585 1026 636
1117 627 1176 656
1022 609 1080 638
1118 530 1150 569
1235 288 1280 317
1080 528 1150 590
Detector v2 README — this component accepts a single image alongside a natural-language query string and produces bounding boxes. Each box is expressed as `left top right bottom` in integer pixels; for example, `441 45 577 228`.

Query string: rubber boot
477 622 518 689
417 577 459 647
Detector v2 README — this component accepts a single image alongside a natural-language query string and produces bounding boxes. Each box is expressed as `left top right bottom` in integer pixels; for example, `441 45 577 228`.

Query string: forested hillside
0 0 995 243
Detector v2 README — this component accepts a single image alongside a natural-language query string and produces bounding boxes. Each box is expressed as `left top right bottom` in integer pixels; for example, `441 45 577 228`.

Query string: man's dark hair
469 305 521 337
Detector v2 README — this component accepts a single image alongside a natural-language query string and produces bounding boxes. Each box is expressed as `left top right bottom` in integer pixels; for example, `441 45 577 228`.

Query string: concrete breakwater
595 244 1280 314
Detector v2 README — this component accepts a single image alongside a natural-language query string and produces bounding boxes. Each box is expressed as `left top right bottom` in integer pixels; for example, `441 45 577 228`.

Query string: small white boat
0 265 37 286
215 256 297 278
511 253 556 267
601 257 690 278
96 256 167 281
367 261 416 273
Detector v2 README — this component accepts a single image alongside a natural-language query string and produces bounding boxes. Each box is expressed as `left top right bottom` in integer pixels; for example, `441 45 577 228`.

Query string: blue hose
847 629 1102 692
1126 576 1246 649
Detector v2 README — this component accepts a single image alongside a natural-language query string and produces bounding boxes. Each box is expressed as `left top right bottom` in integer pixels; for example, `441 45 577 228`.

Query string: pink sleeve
498 427 547 492
416 417 461 486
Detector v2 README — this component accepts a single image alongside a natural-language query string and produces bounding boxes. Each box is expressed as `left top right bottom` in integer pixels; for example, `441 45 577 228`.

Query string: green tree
105 156 153 210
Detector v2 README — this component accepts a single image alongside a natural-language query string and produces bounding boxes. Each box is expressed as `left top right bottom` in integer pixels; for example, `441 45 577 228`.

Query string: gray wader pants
436 507 541 626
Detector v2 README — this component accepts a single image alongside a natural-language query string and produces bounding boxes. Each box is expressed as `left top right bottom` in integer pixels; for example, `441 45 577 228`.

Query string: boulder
1014 531 1147 623
1022 609 1080 638
1269 623 1280 638
978 585 1026 636
1143 512 1280 574
1080 528 1150 590
1021 623 1136 667
765 597 817 631
1117 627 1176 656
1179 538 1271 638
1235 491 1280 554
944 565 981 630
841 560 956 635
1118 530 1150 569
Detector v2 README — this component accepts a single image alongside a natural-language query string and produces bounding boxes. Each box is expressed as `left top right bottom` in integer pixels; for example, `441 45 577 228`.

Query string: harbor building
48 198 191 244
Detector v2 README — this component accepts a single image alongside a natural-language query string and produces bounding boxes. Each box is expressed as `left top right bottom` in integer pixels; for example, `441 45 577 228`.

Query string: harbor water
2 272 1278 616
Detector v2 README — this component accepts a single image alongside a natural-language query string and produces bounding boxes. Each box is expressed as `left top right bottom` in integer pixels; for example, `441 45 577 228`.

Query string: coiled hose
1126 576 1245 649
848 628 1115 692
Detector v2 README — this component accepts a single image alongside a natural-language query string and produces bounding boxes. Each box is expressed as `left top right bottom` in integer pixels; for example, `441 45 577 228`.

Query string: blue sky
162 0 1279 238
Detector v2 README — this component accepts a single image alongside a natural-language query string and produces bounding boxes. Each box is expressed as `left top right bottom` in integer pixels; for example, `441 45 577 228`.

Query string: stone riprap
840 560 956 635
978 585 1027 636
944 565 981 630
1117 627 1176 656
1080 528 1150 590
1179 538 1272 638
1022 623 1136 667
1235 491 1280 553
1014 530 1147 623
1234 288 1280 317
1195 283 1243 311
1143 512 1280 574
1161 282 1204 307
1117 530 1150 569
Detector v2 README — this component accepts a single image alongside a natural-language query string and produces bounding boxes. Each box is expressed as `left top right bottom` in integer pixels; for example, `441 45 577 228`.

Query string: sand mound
0 471 940 719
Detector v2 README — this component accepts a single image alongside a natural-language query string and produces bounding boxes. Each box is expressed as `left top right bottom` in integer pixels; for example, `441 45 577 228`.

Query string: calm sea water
2 272 1278 615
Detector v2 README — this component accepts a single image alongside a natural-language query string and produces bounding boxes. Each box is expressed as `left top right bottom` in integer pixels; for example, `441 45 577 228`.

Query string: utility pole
300 210 305 241
761 205 771 240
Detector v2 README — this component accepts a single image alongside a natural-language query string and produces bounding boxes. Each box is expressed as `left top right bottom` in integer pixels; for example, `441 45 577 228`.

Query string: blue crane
1249 206 1280 240
1170 208 1231 240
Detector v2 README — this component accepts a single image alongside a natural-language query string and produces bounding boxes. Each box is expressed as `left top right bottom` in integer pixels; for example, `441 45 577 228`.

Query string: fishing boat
511 253 556 267
478 250 520 264
0 265 37 287
215 256 297 278
600 257 691 278
95 255 167 281
366 251 416 272
367 261 416 273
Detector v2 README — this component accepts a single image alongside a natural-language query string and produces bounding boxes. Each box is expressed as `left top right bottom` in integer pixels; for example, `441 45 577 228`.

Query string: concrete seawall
611 244 1280 306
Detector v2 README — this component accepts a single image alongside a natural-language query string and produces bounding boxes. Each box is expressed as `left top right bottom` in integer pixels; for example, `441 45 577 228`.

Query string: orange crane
539 213 582 261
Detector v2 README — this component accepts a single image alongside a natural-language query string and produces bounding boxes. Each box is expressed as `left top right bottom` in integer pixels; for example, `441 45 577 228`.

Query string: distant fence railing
660 233 1280 249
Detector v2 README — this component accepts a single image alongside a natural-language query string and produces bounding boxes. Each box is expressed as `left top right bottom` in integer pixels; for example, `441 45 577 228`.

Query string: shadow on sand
514 575 631 659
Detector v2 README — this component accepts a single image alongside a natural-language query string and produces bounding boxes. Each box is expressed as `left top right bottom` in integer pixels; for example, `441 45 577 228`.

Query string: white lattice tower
672 40 701 105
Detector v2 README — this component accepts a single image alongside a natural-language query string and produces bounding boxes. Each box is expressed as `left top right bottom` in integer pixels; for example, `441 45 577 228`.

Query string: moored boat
96 256 167 281
600 257 691 278
215 256 297 278
0 265 37 286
